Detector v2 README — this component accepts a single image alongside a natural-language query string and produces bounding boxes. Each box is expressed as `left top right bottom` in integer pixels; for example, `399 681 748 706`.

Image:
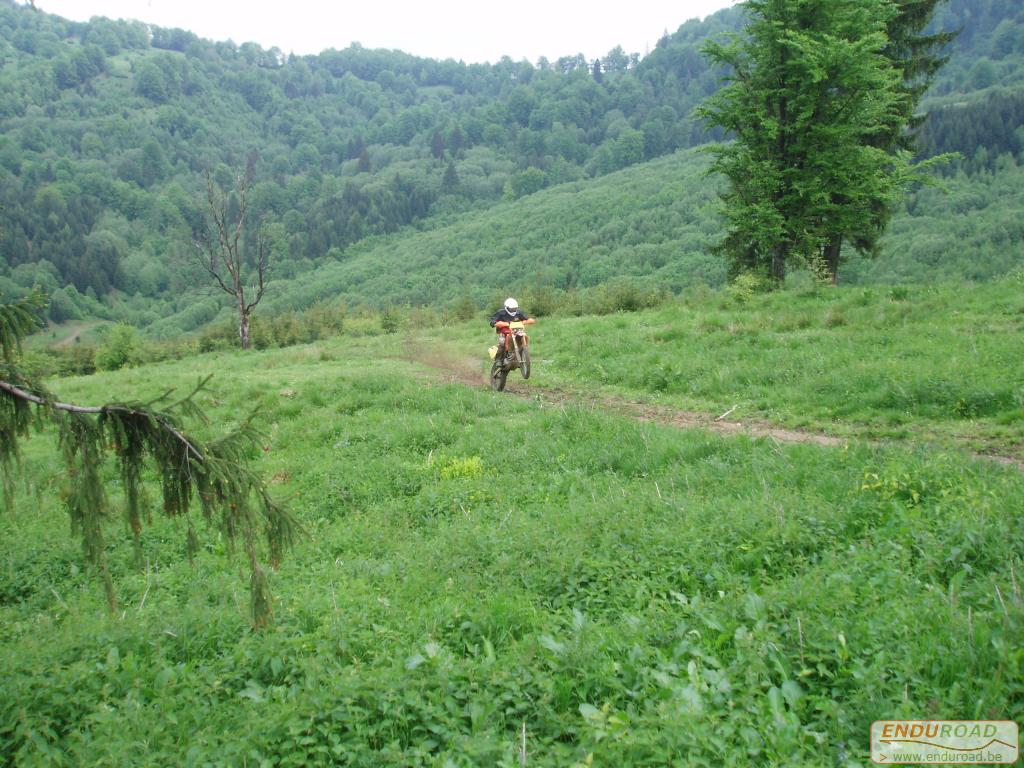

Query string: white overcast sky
36 1 738 64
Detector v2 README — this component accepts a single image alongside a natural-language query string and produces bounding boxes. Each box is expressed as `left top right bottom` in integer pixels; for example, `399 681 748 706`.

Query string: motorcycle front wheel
490 359 508 391
519 346 531 379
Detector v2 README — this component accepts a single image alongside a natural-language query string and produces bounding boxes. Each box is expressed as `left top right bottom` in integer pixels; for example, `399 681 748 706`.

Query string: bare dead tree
194 154 268 350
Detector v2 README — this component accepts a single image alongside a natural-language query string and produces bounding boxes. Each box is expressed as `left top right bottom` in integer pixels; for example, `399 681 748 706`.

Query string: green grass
2 318 1022 765
439 278 1024 457
24 319 111 350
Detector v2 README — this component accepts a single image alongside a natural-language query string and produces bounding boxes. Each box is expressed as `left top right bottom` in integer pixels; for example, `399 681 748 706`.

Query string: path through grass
2 334 1022 765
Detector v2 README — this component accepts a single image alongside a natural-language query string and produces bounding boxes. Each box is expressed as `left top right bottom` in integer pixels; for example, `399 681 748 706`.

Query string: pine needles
1 293 295 627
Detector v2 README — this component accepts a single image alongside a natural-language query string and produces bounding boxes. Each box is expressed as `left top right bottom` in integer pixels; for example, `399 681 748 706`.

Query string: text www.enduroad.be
888 751 1007 763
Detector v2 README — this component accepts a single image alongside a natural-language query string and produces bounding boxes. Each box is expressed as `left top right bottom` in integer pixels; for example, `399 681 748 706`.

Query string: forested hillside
140 149 1024 336
917 0 1024 171
0 0 1021 328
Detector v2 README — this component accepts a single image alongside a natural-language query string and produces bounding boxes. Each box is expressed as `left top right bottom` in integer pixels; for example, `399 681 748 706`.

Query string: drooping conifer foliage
0 292 294 627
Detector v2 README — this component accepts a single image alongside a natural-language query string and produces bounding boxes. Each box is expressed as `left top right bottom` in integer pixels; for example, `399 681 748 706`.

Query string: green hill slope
144 145 1024 335
0 0 736 321
149 149 723 335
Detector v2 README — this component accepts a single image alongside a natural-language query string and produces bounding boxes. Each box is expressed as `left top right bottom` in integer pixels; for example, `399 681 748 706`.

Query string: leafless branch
194 237 236 297
715 405 739 422
244 233 269 314
194 155 267 348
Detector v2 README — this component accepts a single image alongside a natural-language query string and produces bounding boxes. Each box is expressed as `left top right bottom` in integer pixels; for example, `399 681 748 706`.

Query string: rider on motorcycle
489 297 534 359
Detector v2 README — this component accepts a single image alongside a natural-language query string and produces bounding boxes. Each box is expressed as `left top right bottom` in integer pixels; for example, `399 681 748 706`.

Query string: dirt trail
52 321 103 348
408 347 844 448
403 346 1024 472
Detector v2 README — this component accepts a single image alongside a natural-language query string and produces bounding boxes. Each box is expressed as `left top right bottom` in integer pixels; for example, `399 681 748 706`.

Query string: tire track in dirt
401 345 1024 472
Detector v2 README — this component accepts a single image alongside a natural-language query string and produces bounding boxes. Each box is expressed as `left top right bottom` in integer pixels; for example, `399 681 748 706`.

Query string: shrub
197 321 236 353
303 302 345 338
250 317 275 350
94 323 143 371
450 294 477 322
727 271 772 305
14 349 60 379
520 285 561 318
823 309 847 328
889 285 910 301
56 344 96 376
380 307 401 334
438 456 485 480
590 278 667 315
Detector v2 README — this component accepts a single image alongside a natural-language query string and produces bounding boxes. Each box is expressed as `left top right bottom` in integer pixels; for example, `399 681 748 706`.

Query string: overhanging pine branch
0 379 205 462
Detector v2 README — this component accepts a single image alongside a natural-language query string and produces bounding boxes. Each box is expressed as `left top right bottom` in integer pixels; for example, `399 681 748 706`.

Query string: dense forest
0 0 1022 327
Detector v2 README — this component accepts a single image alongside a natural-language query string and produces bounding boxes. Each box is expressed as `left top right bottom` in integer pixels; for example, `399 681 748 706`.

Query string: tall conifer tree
699 0 916 282
820 0 955 282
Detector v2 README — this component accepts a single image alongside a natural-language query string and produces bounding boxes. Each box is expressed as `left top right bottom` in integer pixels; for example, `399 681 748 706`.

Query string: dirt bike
490 321 531 391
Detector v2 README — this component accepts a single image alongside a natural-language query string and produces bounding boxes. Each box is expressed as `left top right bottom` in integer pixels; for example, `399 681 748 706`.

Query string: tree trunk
824 235 842 285
239 307 251 350
771 243 787 283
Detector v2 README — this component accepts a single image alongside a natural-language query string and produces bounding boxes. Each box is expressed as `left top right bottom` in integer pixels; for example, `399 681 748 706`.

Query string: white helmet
504 297 519 315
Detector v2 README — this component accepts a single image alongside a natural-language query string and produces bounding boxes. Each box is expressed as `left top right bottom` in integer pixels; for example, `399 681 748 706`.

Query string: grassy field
24 320 111 350
2 283 1023 766
439 278 1024 459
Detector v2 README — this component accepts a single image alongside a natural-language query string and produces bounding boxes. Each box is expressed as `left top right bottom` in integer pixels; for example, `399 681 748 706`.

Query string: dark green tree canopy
698 0 947 282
